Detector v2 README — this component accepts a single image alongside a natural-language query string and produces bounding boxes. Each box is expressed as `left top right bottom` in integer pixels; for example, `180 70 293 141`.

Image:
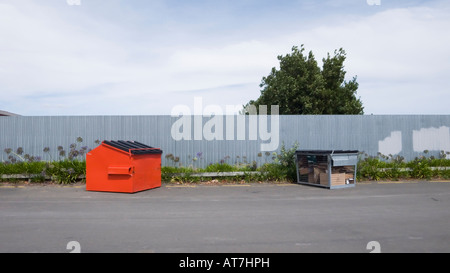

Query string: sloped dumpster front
86 140 163 193
295 150 359 189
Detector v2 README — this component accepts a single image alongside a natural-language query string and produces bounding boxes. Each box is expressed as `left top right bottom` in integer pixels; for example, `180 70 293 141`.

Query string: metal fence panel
1 115 449 167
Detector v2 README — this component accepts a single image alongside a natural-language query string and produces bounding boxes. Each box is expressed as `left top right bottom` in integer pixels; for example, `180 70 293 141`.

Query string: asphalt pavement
1 181 449 253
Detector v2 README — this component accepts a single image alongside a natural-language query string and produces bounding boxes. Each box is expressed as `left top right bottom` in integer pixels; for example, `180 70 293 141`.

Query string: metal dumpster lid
103 140 163 155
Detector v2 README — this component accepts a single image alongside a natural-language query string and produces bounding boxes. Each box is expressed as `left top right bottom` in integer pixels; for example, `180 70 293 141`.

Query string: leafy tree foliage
244 45 364 115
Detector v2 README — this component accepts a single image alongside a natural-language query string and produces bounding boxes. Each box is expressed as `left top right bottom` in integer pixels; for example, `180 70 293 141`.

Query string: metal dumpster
295 150 359 189
86 140 163 193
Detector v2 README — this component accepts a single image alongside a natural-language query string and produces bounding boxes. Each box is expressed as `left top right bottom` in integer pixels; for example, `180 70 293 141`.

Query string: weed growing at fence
2 139 450 184
1 137 94 184
357 151 450 181
161 141 299 183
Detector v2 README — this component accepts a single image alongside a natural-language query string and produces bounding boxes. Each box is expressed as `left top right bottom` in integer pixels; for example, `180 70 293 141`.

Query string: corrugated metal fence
1 115 449 167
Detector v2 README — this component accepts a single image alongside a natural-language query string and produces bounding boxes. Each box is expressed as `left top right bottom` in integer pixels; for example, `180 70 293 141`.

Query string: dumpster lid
103 140 163 155
331 154 358 166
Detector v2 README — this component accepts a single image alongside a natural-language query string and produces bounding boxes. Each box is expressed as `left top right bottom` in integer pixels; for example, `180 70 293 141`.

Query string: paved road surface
1 181 449 253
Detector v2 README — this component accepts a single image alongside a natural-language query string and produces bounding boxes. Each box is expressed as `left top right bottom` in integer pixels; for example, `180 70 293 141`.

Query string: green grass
357 152 450 181
0 160 86 184
2 140 450 184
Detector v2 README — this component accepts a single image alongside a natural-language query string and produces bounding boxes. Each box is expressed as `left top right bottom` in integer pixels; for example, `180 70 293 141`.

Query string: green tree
244 45 364 115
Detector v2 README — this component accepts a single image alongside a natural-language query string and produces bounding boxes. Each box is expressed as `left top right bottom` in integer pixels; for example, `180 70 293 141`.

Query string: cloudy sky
1 0 449 116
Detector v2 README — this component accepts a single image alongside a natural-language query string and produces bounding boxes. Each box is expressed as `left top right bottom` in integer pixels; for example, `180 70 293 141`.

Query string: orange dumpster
86 140 163 193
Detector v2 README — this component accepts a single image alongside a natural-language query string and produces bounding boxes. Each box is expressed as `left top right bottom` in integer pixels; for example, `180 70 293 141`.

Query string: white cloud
166 41 278 91
1 1 449 115
288 6 450 79
279 4 450 114
0 2 132 93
